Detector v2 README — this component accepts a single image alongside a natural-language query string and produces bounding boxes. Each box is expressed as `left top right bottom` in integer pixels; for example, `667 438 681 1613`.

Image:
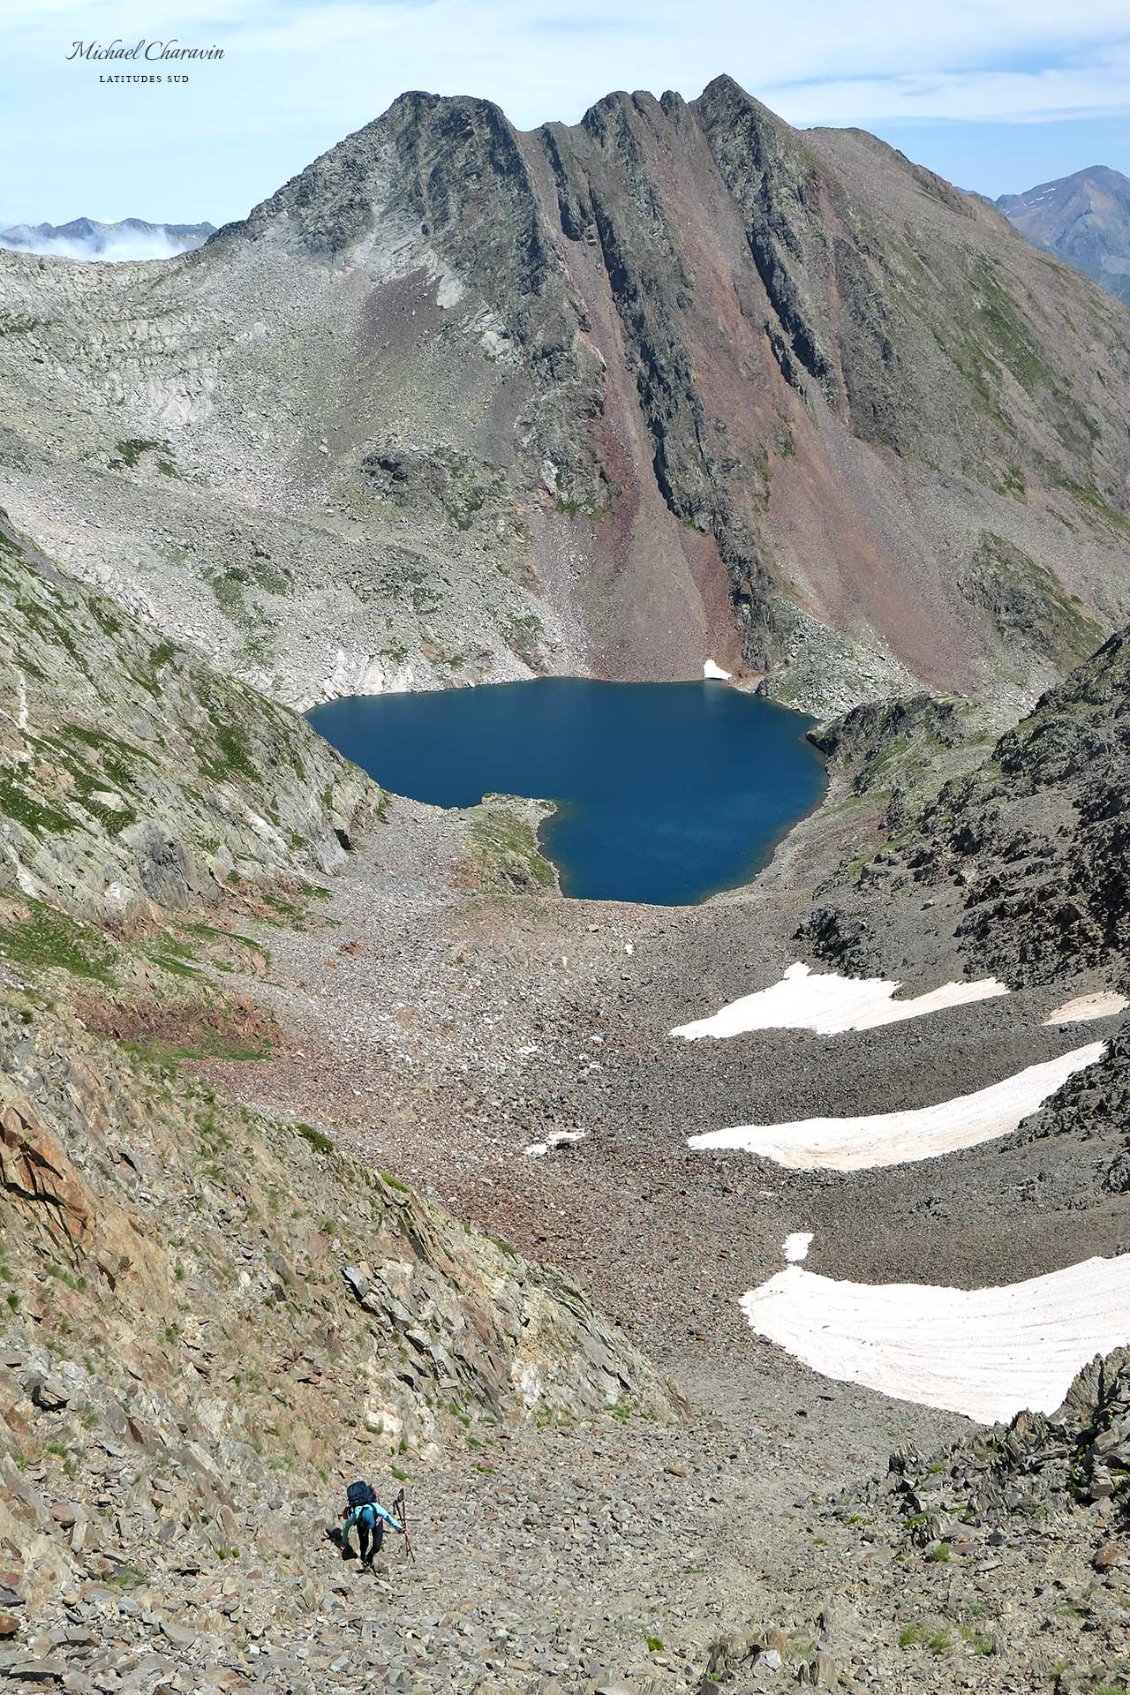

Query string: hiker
333 1480 404 1566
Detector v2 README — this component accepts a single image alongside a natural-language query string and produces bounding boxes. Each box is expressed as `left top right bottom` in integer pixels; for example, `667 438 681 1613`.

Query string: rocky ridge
0 510 373 926
801 1350 1130 1693
801 624 1130 990
0 80 1129 711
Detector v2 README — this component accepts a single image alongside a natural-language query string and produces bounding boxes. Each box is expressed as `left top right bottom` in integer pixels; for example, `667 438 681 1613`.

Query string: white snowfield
741 1256 1130 1424
687 1042 1106 1169
703 659 732 681
691 1037 1104 1172
1044 991 1129 1026
671 962 1009 1040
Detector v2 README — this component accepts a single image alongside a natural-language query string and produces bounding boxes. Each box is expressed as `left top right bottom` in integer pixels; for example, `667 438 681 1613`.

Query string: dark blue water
308 679 825 906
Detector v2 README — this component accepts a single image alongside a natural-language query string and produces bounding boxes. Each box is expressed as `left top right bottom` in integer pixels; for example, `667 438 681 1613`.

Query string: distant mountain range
997 166 1130 308
0 216 214 263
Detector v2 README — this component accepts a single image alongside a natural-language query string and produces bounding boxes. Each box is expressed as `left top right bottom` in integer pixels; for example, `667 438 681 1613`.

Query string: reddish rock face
234 76 1130 702
3 79 1128 715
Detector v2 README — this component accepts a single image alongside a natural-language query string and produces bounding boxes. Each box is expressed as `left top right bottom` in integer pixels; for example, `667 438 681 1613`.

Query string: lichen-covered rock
0 515 375 924
850 1347 1130 1550
0 993 675 1608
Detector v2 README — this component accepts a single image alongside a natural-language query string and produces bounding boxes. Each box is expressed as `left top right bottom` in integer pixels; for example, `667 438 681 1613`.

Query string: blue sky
3 0 1129 225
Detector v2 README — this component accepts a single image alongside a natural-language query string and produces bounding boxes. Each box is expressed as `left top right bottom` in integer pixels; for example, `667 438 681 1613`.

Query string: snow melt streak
672 962 1009 1040
1044 992 1128 1026
688 1042 1105 1169
741 1257 1130 1424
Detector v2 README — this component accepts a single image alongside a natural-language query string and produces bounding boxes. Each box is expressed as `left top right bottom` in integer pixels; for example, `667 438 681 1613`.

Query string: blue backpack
347 1480 376 1511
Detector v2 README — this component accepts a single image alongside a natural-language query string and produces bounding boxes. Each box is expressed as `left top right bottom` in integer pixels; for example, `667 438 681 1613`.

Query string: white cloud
11 1 1130 118
0 226 206 262
2 0 1129 222
773 47 1130 128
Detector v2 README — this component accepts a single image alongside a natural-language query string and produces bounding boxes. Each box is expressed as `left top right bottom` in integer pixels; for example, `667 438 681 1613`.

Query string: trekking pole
394 1488 416 1563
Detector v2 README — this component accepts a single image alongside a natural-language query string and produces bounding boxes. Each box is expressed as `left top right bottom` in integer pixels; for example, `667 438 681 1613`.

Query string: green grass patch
199 723 258 787
123 1030 271 1064
1054 477 1130 533
144 946 201 979
480 1227 519 1260
107 1564 149 1591
0 772 76 836
0 901 117 982
294 1121 334 1155
110 438 170 471
899 1624 952 1655
62 721 159 775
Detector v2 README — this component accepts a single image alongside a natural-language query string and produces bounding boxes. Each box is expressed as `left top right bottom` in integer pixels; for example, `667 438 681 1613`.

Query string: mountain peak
997 164 1130 308
0 216 214 261
3 81 1130 717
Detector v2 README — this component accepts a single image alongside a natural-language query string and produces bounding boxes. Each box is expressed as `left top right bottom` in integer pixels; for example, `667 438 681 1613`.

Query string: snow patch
1044 992 1128 1026
703 659 731 681
688 1043 1105 1169
524 1129 587 1159
672 961 1009 1040
783 1232 813 1263
740 1256 1130 1424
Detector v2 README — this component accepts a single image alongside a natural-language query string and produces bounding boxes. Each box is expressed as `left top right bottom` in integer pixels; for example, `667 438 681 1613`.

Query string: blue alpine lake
308 678 826 906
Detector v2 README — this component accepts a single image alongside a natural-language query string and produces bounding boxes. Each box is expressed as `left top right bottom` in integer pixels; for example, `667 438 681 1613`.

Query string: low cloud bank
0 220 213 264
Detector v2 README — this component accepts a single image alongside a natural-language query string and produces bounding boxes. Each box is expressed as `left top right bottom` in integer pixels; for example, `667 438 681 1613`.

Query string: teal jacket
343 1500 402 1534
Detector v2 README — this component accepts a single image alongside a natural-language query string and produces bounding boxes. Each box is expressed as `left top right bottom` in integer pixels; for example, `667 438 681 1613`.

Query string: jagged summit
2 78 1129 715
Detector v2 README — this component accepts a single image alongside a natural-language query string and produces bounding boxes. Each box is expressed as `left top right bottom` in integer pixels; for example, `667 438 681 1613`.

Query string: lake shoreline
308 676 826 906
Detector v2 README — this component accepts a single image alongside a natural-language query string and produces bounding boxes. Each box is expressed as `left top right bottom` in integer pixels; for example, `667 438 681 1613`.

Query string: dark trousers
357 1515 385 1564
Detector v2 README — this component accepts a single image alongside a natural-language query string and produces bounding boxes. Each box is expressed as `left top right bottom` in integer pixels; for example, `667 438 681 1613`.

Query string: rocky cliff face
1 79 1128 714
0 993 671 1618
805 624 1130 990
0 512 373 925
